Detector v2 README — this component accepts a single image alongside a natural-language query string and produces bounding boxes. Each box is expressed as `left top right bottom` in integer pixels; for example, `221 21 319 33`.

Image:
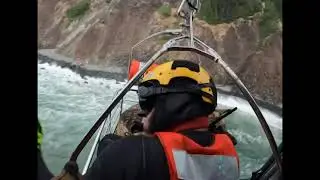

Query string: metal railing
81 88 138 174
70 0 282 176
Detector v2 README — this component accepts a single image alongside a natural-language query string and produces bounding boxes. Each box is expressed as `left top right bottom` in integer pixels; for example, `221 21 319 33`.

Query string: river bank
38 49 127 81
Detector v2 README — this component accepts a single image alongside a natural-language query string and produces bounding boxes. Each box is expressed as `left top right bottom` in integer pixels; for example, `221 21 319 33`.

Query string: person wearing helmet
84 60 239 180
38 60 239 180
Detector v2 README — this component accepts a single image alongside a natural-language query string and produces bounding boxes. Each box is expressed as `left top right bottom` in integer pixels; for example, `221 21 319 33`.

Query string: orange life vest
128 59 158 80
154 117 239 180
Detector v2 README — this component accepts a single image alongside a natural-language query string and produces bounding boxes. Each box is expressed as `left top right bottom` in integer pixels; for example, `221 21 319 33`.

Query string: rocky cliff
38 0 282 106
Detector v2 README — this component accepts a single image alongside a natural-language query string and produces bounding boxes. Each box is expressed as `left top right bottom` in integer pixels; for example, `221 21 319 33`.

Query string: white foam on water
217 93 282 130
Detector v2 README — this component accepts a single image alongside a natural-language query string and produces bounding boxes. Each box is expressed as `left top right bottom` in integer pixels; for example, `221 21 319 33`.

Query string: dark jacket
37 130 217 180
84 130 218 180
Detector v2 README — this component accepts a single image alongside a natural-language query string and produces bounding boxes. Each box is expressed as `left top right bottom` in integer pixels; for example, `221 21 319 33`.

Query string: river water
38 62 282 179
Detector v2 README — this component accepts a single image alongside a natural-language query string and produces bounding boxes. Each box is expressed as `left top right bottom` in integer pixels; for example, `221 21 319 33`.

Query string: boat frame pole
73 0 281 176
76 36 281 174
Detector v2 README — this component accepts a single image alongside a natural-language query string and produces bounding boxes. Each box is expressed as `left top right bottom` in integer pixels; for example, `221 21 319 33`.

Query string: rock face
193 18 282 104
114 104 142 136
114 104 227 136
38 0 282 105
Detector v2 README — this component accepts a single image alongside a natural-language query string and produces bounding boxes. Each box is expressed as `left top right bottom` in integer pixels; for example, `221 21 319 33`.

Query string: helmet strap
138 83 215 102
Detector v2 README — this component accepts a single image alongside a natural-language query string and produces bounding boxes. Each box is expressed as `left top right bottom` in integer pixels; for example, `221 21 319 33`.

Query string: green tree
158 4 172 17
198 0 262 24
66 0 90 21
259 0 280 39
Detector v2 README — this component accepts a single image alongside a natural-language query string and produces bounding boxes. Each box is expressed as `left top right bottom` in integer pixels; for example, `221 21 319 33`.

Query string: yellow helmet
138 60 217 113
